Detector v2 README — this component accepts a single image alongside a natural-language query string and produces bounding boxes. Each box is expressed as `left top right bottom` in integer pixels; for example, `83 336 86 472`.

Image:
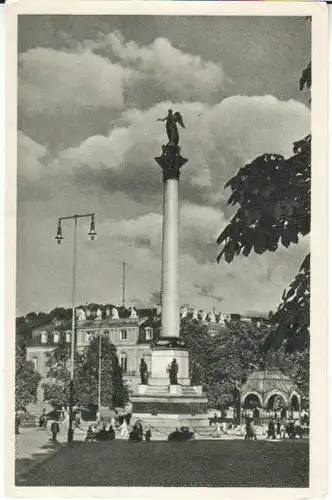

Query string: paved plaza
16 438 309 488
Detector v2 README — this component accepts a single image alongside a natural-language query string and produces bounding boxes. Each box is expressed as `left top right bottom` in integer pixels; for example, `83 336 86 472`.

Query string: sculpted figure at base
139 358 149 385
168 358 179 385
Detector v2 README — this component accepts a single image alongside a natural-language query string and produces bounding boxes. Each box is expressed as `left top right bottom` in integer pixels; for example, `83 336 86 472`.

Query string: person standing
250 419 257 440
119 420 129 439
288 420 296 439
267 419 276 439
39 409 47 429
276 420 281 439
145 425 152 442
139 358 148 385
244 418 251 440
50 420 60 443
253 406 260 426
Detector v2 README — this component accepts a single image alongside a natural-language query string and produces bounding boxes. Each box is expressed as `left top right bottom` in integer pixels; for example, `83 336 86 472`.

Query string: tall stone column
155 145 187 341
161 176 179 338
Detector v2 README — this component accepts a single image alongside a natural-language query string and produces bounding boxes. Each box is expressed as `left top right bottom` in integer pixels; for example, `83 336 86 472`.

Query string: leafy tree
15 342 41 410
49 307 72 322
181 318 269 409
76 335 129 408
206 321 271 408
42 335 128 409
16 318 32 344
180 318 215 383
217 63 311 352
42 337 74 408
181 317 308 408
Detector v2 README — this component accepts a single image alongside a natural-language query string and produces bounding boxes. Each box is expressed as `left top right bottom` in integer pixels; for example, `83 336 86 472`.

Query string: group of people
85 423 116 442
244 418 258 440
85 419 152 443
243 417 304 440
267 418 303 440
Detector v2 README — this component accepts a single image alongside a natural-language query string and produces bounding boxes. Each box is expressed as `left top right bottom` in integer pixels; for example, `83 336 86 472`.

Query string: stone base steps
181 387 199 396
144 386 170 395
137 385 201 397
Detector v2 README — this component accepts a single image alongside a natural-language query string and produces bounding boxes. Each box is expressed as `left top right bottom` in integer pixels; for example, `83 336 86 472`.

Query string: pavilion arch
290 392 301 411
264 392 287 410
242 391 263 409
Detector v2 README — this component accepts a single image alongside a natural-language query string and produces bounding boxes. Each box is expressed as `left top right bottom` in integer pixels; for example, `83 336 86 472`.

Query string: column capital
155 144 188 181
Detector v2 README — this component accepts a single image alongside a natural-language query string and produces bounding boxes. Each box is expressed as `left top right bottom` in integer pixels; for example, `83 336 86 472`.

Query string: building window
120 353 127 373
120 329 127 341
41 331 48 344
53 331 60 343
145 327 153 340
66 331 71 343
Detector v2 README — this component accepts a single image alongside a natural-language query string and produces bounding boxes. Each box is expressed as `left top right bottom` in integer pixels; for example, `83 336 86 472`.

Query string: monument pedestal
149 347 190 386
132 346 209 432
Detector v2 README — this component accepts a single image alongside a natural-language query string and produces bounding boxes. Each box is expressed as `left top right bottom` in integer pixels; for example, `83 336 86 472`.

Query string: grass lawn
17 439 309 488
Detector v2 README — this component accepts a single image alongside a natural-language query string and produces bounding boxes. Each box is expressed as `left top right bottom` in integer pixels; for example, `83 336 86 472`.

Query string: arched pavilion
241 370 301 413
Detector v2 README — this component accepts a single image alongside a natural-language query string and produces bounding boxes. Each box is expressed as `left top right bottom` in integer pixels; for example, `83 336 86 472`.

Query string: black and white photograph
5 1 327 495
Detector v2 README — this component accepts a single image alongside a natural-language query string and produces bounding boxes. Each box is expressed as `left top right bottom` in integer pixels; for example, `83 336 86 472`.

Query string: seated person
168 427 194 441
108 425 115 440
85 425 95 442
129 426 142 442
96 425 110 441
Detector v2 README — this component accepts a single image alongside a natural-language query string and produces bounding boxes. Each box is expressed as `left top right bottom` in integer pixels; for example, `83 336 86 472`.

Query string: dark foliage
15 342 41 410
42 335 128 409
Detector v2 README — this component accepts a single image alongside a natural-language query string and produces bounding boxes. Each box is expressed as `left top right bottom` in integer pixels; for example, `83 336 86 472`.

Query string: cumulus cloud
18 46 133 115
51 96 310 210
18 131 49 182
18 31 225 119
92 31 225 105
97 203 224 264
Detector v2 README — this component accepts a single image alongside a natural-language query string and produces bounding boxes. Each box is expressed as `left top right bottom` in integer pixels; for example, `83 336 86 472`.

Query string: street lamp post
98 331 102 414
55 213 97 443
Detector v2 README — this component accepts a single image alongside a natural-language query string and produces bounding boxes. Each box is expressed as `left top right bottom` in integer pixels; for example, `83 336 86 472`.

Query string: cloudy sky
17 15 311 317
